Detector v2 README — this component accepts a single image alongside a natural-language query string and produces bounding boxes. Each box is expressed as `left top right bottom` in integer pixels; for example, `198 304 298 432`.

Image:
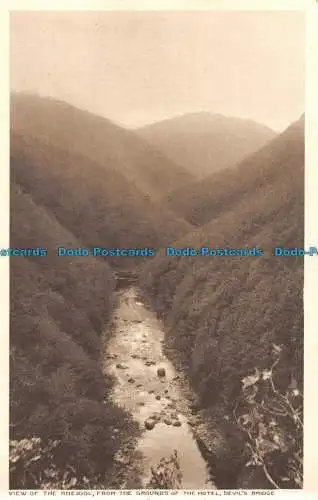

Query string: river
103 286 215 489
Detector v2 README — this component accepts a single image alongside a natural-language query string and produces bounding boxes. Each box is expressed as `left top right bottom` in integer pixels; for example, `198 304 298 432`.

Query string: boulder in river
107 353 118 360
157 367 166 377
145 360 155 366
116 363 128 369
144 418 156 430
172 420 182 427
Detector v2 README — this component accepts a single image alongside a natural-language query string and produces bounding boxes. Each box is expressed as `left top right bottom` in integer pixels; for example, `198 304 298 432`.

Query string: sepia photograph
9 9 305 491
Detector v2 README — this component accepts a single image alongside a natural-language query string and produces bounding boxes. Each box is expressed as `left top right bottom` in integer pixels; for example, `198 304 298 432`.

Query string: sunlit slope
140 116 304 459
159 116 303 227
137 112 276 179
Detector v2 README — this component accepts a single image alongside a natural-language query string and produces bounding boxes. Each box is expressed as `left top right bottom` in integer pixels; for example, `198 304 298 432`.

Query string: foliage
234 345 303 489
139 117 304 488
11 93 190 272
9 437 113 489
147 451 183 489
10 176 138 488
10 437 71 489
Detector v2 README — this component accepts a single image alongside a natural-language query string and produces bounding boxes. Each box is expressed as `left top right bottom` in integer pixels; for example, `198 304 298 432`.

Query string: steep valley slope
10 180 140 489
139 116 304 489
158 115 303 227
11 92 194 200
10 95 193 488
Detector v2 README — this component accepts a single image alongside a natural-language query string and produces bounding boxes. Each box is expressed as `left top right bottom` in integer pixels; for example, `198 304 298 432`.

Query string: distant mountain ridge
158 114 304 227
10 131 190 270
137 111 276 179
11 92 195 199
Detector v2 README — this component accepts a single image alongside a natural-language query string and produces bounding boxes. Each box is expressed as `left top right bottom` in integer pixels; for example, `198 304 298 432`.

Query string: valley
9 93 304 491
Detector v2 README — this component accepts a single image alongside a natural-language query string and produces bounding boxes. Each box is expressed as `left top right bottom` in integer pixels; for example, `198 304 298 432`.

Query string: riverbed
102 287 215 489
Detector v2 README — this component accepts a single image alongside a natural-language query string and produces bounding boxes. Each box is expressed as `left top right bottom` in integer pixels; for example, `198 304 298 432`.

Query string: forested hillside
9 91 304 489
10 94 194 489
159 116 303 227
11 132 190 270
139 117 304 488
10 179 139 488
11 93 194 199
137 112 276 179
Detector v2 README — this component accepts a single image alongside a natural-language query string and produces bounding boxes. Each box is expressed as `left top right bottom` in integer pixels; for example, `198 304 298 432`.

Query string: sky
10 11 305 132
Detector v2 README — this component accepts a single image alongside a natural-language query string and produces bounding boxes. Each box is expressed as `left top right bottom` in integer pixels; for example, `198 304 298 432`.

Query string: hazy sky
10 11 305 132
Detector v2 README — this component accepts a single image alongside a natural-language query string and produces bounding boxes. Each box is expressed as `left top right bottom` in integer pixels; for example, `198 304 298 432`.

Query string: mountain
159 115 303 227
9 94 191 487
137 112 276 179
11 92 194 199
139 116 304 488
10 130 190 270
10 179 137 488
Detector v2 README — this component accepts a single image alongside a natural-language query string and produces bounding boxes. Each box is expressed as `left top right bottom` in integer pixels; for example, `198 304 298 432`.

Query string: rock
145 361 155 367
131 354 139 359
148 390 155 394
164 389 169 394
138 402 145 406
144 419 156 430
172 420 182 427
116 363 128 369
152 413 161 422
128 378 135 384
155 395 161 400
164 418 172 426
107 353 118 360
157 367 166 377
136 384 143 388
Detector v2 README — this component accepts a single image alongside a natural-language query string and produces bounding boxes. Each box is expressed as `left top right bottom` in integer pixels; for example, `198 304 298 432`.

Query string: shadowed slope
11 92 194 199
